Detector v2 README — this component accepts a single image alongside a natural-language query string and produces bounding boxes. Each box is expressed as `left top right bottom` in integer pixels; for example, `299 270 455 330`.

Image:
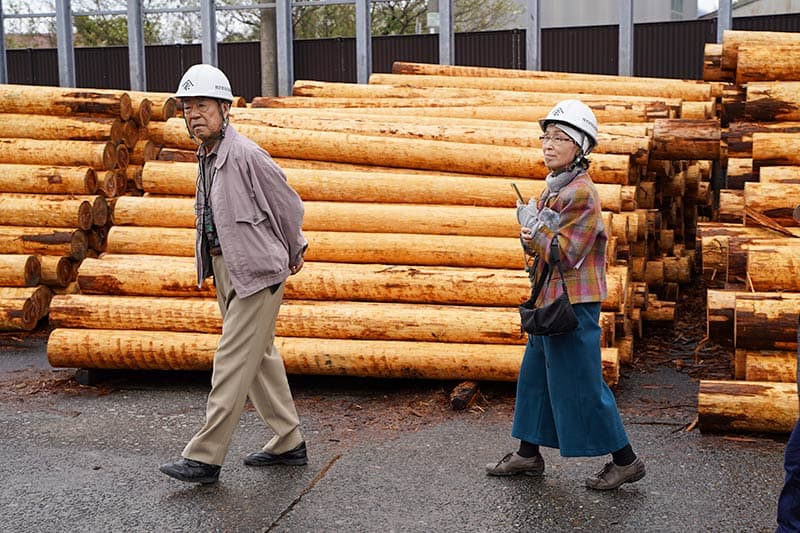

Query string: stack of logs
45 62 725 388
0 85 147 331
698 30 800 435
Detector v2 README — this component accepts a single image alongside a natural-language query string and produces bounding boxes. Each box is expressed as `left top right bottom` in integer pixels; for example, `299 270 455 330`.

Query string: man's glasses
538 135 574 145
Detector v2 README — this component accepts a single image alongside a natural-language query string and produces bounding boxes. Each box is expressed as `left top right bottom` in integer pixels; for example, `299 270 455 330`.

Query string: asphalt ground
0 326 788 533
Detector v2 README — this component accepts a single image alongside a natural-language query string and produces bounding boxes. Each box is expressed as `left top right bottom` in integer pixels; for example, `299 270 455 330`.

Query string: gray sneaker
585 457 646 490
486 452 545 476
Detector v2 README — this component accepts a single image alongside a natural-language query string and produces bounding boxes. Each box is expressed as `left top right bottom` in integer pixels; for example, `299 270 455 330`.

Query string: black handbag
519 238 579 336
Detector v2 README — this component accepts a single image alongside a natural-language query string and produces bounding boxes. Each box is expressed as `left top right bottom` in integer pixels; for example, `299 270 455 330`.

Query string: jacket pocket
234 192 269 226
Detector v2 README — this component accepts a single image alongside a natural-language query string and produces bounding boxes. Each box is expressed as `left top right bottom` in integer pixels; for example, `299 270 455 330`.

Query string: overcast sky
698 0 718 15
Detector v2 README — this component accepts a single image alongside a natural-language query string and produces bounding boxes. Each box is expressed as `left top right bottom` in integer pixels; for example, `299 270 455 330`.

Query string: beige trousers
182 255 303 466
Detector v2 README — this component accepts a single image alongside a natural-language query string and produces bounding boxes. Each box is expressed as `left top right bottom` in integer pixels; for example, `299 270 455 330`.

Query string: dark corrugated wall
5 12 800 100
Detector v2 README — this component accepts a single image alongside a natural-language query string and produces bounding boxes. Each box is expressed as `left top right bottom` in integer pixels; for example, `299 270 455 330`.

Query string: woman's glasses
538 135 574 145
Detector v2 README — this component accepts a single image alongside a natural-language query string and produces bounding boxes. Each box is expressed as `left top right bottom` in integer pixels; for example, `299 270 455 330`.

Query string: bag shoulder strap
548 237 570 298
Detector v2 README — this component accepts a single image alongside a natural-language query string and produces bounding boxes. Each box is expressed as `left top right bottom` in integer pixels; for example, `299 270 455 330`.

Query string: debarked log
0 254 41 286
45 328 620 384
0 226 89 260
368 72 714 101
140 160 627 212
0 164 97 195
698 379 798 434
0 138 117 170
0 85 131 119
75 254 626 312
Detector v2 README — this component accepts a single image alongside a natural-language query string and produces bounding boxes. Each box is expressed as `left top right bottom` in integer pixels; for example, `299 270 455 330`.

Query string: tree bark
650 119 720 160
0 164 97 195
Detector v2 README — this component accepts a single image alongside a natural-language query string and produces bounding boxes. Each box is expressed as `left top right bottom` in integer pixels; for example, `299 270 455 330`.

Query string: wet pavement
0 329 788 533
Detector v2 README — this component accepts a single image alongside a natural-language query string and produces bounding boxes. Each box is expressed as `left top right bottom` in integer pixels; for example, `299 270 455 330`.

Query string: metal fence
6 12 800 101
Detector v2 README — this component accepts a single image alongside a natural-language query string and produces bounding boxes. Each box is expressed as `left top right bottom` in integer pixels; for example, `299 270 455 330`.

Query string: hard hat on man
176 64 234 103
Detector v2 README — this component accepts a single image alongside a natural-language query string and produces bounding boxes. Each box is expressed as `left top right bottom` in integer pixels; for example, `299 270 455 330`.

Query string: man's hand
289 258 304 275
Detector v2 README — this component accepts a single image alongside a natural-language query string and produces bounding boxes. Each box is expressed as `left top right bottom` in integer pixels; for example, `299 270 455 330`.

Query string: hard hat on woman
539 99 599 156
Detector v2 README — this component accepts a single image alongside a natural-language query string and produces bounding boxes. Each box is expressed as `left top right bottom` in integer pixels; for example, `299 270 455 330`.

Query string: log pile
0 85 168 330
698 30 800 434
43 63 724 387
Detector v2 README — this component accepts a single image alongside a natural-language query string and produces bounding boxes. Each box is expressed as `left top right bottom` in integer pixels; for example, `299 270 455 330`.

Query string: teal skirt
511 302 629 457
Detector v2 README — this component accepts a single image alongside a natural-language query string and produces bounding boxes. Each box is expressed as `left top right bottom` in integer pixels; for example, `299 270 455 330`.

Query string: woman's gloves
516 198 539 229
517 198 560 233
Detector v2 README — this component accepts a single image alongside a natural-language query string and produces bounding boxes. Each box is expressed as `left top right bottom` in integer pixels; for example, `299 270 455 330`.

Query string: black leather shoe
159 458 221 484
244 441 308 466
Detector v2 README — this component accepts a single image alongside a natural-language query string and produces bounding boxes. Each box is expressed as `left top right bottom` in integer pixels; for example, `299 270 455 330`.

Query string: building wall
510 0 698 29
733 0 800 16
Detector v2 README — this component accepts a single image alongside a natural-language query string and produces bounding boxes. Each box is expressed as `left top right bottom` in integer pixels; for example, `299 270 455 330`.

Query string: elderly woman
486 100 646 491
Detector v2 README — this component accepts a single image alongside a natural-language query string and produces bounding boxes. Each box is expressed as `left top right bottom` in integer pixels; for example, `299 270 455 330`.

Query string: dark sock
612 444 636 466
517 440 540 458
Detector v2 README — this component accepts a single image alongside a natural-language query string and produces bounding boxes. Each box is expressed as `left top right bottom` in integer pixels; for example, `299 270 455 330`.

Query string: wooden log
0 164 96 195
752 132 800 170
148 119 633 183
291 80 685 109
115 143 129 171
0 194 95 230
641 297 675 322
0 138 116 169
721 30 800 71
698 379 797 434
760 166 800 184
129 97 152 128
106 227 527 268
368 72 714 101
0 285 52 321
743 182 800 227
126 91 178 121
737 44 800 84
703 43 732 82
680 100 715 120
110 196 517 236
185 112 652 161
0 299 38 330
651 119 720 160
140 160 626 212
450 381 481 410
717 189 744 223
156 148 197 163
46 328 620 384
250 99 671 123
735 294 800 352
0 113 124 144
726 157 753 189
0 85 132 119
38 255 74 288
742 350 797 383
391 61 723 96
747 243 800 291
0 254 40 286
707 288 736 346
49 294 527 344
724 122 800 160
75 254 624 312
130 140 159 165
745 82 800 122
0 226 88 260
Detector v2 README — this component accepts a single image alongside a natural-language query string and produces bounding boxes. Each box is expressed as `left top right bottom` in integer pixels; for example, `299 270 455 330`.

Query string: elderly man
159 64 308 484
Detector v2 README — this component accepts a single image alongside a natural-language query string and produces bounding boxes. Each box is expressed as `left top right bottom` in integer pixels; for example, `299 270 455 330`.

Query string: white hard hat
176 64 234 102
539 99 599 155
